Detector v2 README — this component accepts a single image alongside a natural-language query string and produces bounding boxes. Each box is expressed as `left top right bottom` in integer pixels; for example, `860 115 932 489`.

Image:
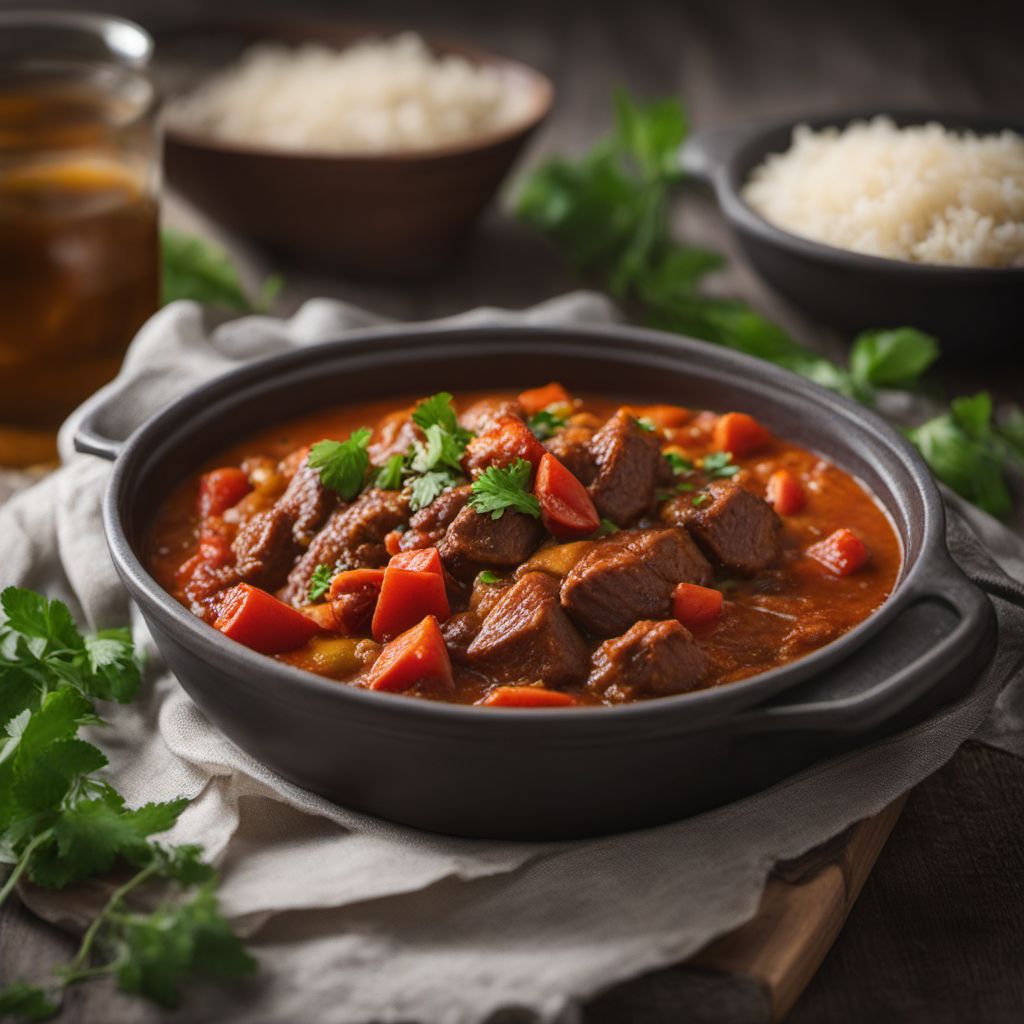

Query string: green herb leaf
665 451 694 476
477 571 501 585
83 629 140 704
375 453 406 490
468 459 541 520
0 981 58 1021
634 417 656 432
161 229 280 312
692 492 711 508
411 392 469 441
849 328 940 389
308 429 372 501
307 565 334 604
700 452 740 479
1 589 82 654
411 424 465 476
409 471 456 512
527 410 568 441
595 518 620 536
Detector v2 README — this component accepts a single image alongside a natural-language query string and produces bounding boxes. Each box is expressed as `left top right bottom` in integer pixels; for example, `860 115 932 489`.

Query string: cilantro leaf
409 471 455 512
665 451 694 476
634 417 656 432
411 424 465 476
468 460 541 520
1 589 82 654
527 410 568 441
83 629 140 703
477 571 501 585
411 392 470 442
307 565 334 604
692 492 711 508
308 429 371 500
849 328 939 390
701 452 740 479
0 981 58 1021
594 518 620 537
161 229 280 313
375 453 406 490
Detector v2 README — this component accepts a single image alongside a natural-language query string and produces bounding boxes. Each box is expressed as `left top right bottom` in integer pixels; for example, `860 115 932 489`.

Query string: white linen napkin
2 295 1023 1024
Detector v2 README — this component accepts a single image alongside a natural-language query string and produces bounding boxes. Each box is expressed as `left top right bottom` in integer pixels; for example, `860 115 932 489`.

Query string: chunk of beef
285 489 411 603
232 507 301 590
560 528 712 637
459 398 525 435
399 485 472 551
589 620 707 701
438 504 545 582
587 410 668 525
545 425 597 485
277 458 338 547
440 610 482 664
462 414 546 478
684 481 781 575
467 572 589 686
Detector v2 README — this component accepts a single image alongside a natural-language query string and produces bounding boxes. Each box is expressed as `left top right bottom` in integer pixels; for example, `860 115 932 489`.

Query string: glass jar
0 12 160 467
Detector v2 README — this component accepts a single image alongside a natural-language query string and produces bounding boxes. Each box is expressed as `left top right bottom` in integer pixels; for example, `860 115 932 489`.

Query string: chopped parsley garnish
701 451 740 479
410 471 454 511
308 428 371 500
478 571 501 585
375 453 406 490
692 492 711 508
468 459 541 520
635 416 656 432
595 518 620 536
665 451 694 476
307 564 334 603
527 409 568 441
404 393 474 512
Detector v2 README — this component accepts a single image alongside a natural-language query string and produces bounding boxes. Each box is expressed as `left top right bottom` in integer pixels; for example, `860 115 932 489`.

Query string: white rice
741 117 1024 267
169 33 531 154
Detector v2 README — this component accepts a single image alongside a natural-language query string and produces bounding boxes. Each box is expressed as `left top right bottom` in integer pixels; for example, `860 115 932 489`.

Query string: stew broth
148 390 902 707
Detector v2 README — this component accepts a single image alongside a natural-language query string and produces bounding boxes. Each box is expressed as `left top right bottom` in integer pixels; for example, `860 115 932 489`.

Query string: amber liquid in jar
0 79 159 466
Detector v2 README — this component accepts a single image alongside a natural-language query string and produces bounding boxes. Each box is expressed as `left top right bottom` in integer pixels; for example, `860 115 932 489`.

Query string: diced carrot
367 615 453 693
175 531 233 585
807 529 869 576
384 529 403 557
766 469 805 516
327 568 385 635
517 382 571 414
630 404 691 429
479 685 577 708
197 467 251 519
301 602 341 632
388 546 443 576
713 412 772 457
534 452 600 540
372 567 450 642
214 584 320 654
463 414 547 477
672 582 724 629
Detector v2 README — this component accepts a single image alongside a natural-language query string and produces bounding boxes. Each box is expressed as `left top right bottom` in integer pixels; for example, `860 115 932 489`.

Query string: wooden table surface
4 0 1024 1020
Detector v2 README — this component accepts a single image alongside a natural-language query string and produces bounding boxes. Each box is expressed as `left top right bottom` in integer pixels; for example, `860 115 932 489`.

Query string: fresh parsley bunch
516 89 1024 517
0 588 254 1021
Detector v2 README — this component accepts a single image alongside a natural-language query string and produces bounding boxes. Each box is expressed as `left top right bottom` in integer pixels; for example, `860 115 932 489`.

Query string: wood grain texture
2 1 1023 1021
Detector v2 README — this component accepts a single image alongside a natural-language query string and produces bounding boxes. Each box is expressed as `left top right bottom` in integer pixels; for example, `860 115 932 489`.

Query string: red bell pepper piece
713 412 772 458
766 469 806 516
534 452 600 540
327 568 385 635
214 584 320 654
372 567 450 642
388 546 443 576
517 382 571 415
367 615 453 693
463 414 547 477
197 467 251 518
672 582 724 630
807 529 869 576
479 685 577 707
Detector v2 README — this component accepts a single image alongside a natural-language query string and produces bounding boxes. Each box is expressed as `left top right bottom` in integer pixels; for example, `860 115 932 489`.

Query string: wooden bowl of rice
680 110 1024 355
156 20 553 279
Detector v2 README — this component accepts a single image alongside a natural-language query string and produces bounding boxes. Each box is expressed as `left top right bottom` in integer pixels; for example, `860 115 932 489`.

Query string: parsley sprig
0 588 253 1019
404 393 473 511
468 459 541 520
527 410 568 441
308 428 372 501
516 88 1023 517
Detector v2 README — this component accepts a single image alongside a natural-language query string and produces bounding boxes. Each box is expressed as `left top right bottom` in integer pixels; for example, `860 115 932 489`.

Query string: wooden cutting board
586 798 906 1023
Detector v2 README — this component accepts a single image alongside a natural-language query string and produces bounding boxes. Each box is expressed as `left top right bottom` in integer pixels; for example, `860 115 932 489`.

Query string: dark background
3 1 1024 1021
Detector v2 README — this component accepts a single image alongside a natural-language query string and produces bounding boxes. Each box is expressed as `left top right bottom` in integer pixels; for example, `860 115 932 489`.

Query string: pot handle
678 125 745 185
734 559 995 736
72 388 124 462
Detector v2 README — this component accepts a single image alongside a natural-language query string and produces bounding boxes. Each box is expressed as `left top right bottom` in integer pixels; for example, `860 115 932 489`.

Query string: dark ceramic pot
680 111 1024 355
74 324 997 839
